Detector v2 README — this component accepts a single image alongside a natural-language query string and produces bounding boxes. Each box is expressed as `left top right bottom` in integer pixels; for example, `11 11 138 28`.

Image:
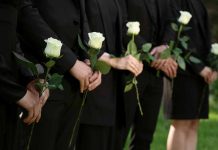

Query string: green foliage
159 22 201 71
124 81 134 93
45 60 56 68
48 73 64 90
123 127 135 150
171 23 179 32
208 53 218 71
94 61 111 75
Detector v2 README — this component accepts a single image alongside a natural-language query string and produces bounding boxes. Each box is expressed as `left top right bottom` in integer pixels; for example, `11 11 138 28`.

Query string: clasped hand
17 80 49 125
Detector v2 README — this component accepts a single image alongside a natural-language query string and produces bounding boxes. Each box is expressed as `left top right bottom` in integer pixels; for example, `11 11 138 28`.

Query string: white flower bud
126 22 140 35
211 43 218 55
88 32 105 49
178 11 192 25
44 37 62 58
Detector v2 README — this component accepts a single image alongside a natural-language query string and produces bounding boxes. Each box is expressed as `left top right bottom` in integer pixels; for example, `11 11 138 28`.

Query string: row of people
0 0 216 150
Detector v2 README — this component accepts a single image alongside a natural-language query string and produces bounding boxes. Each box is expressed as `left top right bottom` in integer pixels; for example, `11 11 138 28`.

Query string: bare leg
167 120 192 150
186 120 199 150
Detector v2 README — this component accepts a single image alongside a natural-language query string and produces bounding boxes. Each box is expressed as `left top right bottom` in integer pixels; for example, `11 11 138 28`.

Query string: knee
189 120 199 132
171 120 193 133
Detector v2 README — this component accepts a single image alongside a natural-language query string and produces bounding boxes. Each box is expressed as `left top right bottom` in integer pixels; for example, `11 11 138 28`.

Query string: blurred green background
151 1 218 149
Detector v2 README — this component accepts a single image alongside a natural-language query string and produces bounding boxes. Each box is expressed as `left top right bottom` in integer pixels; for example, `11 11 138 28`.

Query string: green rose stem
128 35 143 116
175 24 184 49
26 59 52 150
68 90 88 148
133 77 143 116
171 24 184 89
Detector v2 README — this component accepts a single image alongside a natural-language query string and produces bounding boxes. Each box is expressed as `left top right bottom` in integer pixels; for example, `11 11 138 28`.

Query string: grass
151 99 218 150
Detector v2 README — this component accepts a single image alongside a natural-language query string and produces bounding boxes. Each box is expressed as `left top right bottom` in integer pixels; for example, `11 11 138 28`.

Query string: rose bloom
44 37 62 58
126 21 140 35
211 43 218 55
178 11 192 25
88 32 105 49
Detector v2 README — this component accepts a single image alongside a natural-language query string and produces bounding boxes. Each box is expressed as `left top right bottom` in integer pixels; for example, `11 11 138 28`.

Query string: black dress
165 0 211 119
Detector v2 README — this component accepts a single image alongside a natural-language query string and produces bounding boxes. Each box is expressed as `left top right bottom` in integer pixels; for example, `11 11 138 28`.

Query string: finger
166 66 174 78
23 110 34 124
84 77 90 92
28 110 37 125
31 103 42 124
36 109 42 123
156 60 166 70
84 59 91 66
89 73 102 91
40 91 49 106
162 66 171 77
89 72 99 83
150 48 157 55
153 60 164 69
36 103 42 123
80 80 85 93
169 63 177 78
127 63 138 76
130 61 141 76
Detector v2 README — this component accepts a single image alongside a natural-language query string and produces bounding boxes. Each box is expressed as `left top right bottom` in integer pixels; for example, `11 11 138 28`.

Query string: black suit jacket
18 0 80 74
0 1 28 148
119 0 169 48
80 0 125 127
0 0 27 104
17 0 84 106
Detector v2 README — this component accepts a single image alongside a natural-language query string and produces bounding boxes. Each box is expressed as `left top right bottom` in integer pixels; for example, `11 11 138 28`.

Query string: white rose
178 11 192 25
211 43 218 55
88 32 105 49
126 21 140 35
44 37 62 58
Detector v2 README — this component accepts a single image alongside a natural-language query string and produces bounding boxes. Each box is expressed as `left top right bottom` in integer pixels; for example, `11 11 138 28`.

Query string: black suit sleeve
0 55 27 103
18 0 78 74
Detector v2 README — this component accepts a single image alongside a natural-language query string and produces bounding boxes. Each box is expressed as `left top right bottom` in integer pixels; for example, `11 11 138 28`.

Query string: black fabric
118 0 166 149
18 79 82 150
17 0 82 149
167 74 209 119
80 0 125 127
76 124 123 150
0 2 26 104
163 0 210 119
123 68 163 150
164 0 211 76
18 0 80 74
0 1 28 150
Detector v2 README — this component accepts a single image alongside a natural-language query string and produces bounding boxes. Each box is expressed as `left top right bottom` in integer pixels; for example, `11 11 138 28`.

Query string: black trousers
0 104 21 150
76 124 123 150
124 68 163 150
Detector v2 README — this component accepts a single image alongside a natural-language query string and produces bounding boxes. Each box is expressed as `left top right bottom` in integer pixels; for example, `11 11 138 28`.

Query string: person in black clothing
76 0 143 150
17 0 102 149
164 0 217 150
118 0 178 149
0 0 49 149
